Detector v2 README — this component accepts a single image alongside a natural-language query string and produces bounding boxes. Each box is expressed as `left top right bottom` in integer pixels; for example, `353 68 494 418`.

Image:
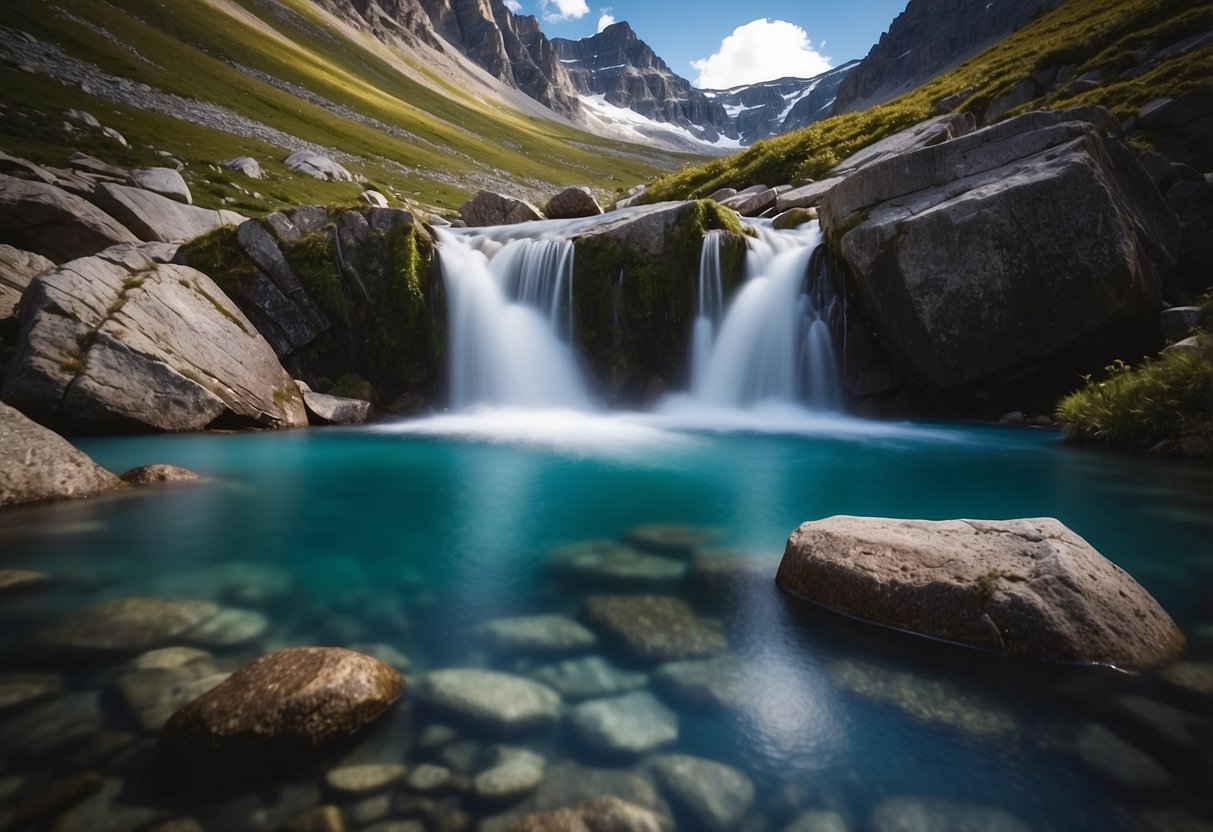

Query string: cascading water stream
436 227 591 410
690 220 841 410
690 230 723 394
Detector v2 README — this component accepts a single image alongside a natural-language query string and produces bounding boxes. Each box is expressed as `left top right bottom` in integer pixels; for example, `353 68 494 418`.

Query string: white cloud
691 19 832 89
539 0 589 21
503 0 522 11
597 8 615 32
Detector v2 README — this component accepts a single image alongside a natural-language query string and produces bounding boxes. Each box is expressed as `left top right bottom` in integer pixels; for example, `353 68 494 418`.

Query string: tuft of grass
1055 338 1213 450
975 569 1028 605
183 226 258 296
639 0 1209 204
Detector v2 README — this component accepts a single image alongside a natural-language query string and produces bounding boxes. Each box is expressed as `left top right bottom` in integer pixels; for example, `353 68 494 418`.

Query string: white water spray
436 228 591 410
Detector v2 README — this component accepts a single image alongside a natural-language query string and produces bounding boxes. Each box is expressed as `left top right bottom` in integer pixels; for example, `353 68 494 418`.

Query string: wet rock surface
161 647 404 771
479 615 597 654
778 516 1185 670
28 597 221 656
530 656 647 701
650 754 754 832
567 691 678 757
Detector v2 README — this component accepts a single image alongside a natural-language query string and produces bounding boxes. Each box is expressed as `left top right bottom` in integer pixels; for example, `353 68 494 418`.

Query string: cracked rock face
776 516 1185 670
1 244 308 432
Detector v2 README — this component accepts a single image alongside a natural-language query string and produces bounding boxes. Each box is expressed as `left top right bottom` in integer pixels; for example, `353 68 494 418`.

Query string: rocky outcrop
832 0 1066 115
776 516 1186 670
460 190 544 226
820 108 1180 406
2 244 308 433
569 201 749 402
553 22 736 145
161 647 404 773
0 174 138 263
178 206 440 410
0 401 122 507
94 183 243 243
0 245 53 320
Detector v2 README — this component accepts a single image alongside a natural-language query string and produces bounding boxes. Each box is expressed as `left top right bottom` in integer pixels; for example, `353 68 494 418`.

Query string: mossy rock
570 201 748 401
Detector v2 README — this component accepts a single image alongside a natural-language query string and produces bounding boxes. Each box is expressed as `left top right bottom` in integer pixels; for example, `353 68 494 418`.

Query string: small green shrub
287 231 354 326
1055 339 1213 449
183 226 257 296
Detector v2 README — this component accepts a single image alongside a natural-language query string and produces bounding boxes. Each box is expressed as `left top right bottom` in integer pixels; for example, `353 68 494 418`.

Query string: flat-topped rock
326 763 408 795
567 691 678 757
95 183 243 243
652 656 752 712
0 174 138 263
549 540 686 586
583 595 726 663
650 754 754 832
777 516 1184 670
474 747 546 800
161 648 404 770
0 403 123 507
415 669 561 734
479 615 597 654
28 597 220 656
530 656 647 701
624 523 721 557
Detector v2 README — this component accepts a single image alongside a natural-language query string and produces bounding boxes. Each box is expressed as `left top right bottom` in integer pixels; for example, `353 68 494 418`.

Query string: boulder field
776 515 1185 671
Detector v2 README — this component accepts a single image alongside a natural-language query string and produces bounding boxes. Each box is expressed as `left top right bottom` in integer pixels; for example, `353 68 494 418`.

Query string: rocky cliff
552 22 737 144
832 0 1066 115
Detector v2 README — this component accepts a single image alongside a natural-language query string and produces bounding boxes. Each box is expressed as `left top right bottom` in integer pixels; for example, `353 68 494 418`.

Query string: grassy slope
0 0 699 214
639 0 1212 204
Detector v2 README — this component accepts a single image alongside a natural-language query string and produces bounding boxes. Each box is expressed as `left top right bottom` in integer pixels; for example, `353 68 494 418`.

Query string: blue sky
505 0 910 88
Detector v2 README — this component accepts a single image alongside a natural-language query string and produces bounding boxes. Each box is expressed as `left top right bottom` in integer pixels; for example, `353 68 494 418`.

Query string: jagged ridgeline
640 0 1211 202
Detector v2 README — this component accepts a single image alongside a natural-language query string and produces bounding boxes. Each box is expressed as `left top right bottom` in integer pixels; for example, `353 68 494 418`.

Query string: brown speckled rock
777 516 1184 671
161 648 403 769
119 464 199 485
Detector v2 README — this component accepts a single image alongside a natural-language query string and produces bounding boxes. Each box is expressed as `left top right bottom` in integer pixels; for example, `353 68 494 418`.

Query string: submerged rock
326 763 408 796
474 747 546 800
650 754 754 832
0 403 123 507
2 246 308 432
567 691 678 757
479 614 597 654
119 464 199 485
549 540 686 586
415 669 561 734
530 656 647 701
777 516 1184 670
1076 723 1172 788
0 673 63 713
583 595 726 663
625 523 721 557
161 647 404 771
0 568 50 598
113 650 227 732
479 762 670 832
651 656 752 712
29 597 220 656
870 796 1030 832
507 795 669 832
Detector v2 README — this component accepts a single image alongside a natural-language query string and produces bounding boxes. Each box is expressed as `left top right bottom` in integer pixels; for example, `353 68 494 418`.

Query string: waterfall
436 228 591 410
690 231 723 394
691 221 841 410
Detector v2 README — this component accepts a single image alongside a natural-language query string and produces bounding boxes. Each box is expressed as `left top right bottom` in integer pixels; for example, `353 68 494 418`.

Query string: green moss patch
286 231 354 326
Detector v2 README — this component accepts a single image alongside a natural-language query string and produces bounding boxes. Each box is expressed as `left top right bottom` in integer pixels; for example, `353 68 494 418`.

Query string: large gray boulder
0 402 122 507
820 108 1180 390
2 244 308 432
294 380 371 426
284 151 352 182
222 157 262 179
459 190 545 227
95 183 243 243
545 186 602 220
0 245 53 319
0 174 138 263
128 168 192 205
776 516 1185 671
